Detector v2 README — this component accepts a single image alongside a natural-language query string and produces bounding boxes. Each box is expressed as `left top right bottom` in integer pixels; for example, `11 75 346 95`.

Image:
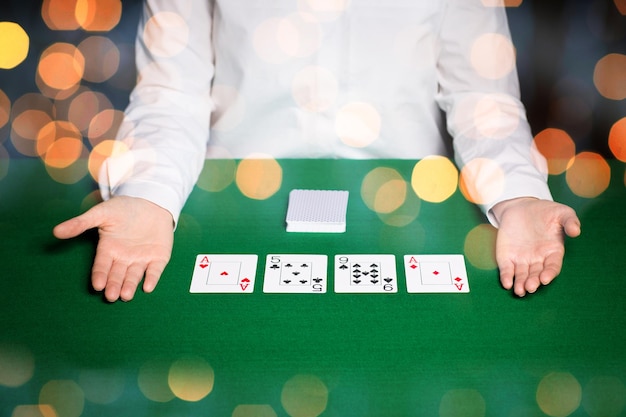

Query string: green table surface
1 159 625 417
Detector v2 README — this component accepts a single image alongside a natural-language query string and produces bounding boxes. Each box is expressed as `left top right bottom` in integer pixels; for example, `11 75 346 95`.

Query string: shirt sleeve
99 0 215 224
435 0 553 227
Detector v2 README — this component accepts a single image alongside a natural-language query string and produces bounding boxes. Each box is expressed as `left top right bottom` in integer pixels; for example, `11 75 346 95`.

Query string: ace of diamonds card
404 254 469 293
190 254 258 293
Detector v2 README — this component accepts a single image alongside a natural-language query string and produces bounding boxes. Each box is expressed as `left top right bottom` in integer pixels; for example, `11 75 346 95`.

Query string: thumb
562 210 581 238
53 204 106 239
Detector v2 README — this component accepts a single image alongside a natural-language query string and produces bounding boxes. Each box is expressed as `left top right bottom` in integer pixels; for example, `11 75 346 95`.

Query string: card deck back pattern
286 189 349 233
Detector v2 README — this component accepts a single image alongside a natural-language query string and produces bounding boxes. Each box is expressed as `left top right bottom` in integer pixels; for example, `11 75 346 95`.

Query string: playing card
263 254 327 293
334 255 397 293
190 254 258 293
286 189 349 233
404 255 469 293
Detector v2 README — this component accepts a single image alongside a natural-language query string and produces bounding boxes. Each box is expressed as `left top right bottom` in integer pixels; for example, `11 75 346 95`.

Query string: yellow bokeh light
411 156 458 203
236 155 282 200
87 139 129 181
439 389 486 417
609 117 626 162
470 33 516 80
39 380 85 417
232 405 278 417
78 36 120 83
565 152 611 198
361 167 406 214
335 101 381 148
0 89 10 129
197 159 236 192
463 223 497 270
281 374 328 417
168 355 215 402
533 128 576 174
10 405 56 417
459 158 505 205
68 90 113 134
594 54 626 100
536 372 582 417
292 66 338 112
137 358 175 403
78 368 125 405
376 186 421 227
144 12 190 58
75 0 122 32
37 43 85 91
42 0 80 30
0 344 35 388
45 147 89 184
0 22 29 69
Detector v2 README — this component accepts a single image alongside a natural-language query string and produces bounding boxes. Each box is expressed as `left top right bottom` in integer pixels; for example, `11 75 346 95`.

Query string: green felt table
1 158 625 417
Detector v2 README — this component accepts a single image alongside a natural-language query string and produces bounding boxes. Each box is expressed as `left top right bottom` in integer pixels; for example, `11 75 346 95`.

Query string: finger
513 262 530 297
563 215 581 238
119 263 147 302
53 205 105 239
103 262 127 302
91 249 113 292
539 251 564 286
524 261 544 294
498 260 515 290
143 261 167 293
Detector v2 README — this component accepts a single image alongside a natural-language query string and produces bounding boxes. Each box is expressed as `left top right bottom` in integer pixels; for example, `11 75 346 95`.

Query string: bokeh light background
1 1 626 417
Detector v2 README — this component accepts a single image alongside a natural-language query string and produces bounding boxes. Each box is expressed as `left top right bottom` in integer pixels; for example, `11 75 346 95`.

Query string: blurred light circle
463 224 497 270
11 405 56 417
582 376 626 417
0 89 9 129
470 33 516 80
37 43 85 91
281 374 328 417
44 137 84 169
36 120 81 157
0 22 29 69
335 101 381 148
137 358 175 402
361 167 406 214
42 0 80 30
277 13 322 58
608 117 626 162
88 109 124 146
411 156 458 203
197 159 236 192
236 155 282 200
11 110 53 157
78 36 120 83
211 84 246 131
68 89 113 134
87 139 129 181
144 11 190 58
76 0 122 32
593 54 626 100
0 343 35 387
168 355 215 402
459 158 505 206
536 372 582 417
532 128 576 174
565 152 611 198
78 368 125 404
439 389 486 417
39 380 85 417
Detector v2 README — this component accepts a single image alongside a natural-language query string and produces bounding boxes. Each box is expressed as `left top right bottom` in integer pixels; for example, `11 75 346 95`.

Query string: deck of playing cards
286 189 349 233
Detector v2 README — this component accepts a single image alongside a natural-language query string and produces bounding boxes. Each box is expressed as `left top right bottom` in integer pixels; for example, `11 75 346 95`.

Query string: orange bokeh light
78 36 120 83
36 120 82 157
44 137 84 169
11 110 53 157
593 54 626 100
67 90 113 134
37 43 85 91
76 0 122 32
609 118 626 162
566 152 611 198
532 128 576 174
42 0 80 30
615 0 626 15
0 90 9 129
87 109 124 146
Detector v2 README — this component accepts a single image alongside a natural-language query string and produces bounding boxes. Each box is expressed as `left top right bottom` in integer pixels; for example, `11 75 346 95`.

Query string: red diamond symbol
220 271 229 276
454 277 462 282
410 265 418 269
433 270 439 275
199 264 208 269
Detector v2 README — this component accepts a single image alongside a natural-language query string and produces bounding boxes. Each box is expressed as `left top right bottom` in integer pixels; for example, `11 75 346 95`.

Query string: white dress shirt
100 0 553 225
